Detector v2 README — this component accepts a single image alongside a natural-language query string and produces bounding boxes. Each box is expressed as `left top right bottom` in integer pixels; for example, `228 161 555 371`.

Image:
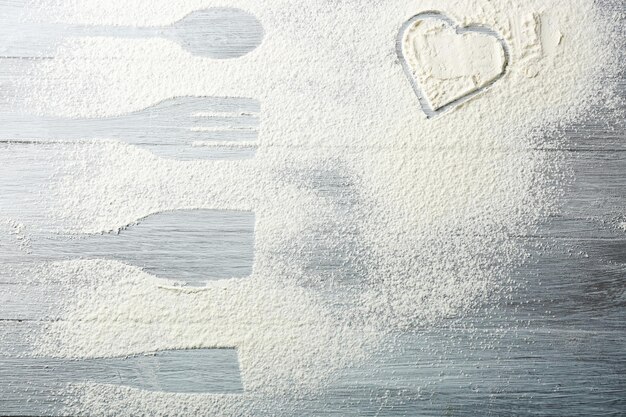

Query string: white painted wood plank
0 4 263 59
0 0 623 415
1 209 255 285
0 349 243 416
0 96 260 160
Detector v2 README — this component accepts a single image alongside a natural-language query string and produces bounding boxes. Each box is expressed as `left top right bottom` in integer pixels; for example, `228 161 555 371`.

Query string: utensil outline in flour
4 209 255 286
0 7 263 59
397 11 511 118
0 96 259 160
0 349 243 396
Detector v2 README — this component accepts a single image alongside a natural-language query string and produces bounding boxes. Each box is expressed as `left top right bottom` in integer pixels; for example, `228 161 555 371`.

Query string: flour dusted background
0 0 624 416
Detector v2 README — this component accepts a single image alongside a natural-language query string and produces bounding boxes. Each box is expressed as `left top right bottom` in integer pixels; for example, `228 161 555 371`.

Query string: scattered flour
32 260 378 394
4 219 32 252
6 0 624 415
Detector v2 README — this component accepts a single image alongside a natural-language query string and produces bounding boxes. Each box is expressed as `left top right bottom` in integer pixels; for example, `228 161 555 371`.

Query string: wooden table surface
0 1 624 416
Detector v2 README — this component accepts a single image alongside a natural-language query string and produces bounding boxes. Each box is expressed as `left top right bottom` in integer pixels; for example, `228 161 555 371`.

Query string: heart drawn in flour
397 12 510 118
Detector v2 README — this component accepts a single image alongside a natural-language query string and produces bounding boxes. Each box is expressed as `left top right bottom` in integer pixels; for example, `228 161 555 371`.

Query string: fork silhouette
0 96 260 160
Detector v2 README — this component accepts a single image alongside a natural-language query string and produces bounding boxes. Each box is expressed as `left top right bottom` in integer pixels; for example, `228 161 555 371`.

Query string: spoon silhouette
1 7 264 59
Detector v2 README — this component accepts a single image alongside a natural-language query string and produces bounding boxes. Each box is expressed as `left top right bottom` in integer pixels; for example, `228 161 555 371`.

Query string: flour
401 15 507 110
191 140 257 148
9 0 624 415
31 260 378 394
3 219 32 253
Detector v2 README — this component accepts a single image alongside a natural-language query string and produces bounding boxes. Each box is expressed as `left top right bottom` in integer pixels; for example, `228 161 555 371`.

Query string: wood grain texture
1 209 255 286
0 349 243 416
0 4 263 59
0 5 256 414
0 92 260 160
0 1 624 416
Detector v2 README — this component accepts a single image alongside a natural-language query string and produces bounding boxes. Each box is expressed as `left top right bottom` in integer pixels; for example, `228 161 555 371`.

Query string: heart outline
397 11 511 119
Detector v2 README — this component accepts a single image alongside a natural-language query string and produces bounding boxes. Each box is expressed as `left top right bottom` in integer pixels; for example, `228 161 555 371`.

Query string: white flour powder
401 15 508 111
7 0 624 415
